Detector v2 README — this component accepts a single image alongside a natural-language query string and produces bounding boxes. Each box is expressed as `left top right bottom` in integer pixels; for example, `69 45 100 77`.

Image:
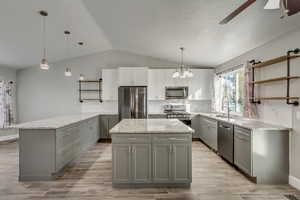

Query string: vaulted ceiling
1 0 300 68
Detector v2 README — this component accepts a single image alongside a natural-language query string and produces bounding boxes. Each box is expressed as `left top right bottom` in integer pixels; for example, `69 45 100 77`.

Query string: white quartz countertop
194 112 290 131
13 113 101 130
110 119 194 134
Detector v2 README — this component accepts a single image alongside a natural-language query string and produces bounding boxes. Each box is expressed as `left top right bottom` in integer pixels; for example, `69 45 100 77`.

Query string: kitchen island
110 119 194 188
14 113 101 181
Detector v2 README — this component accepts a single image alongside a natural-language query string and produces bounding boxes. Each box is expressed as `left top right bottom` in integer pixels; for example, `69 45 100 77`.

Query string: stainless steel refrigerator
118 86 147 120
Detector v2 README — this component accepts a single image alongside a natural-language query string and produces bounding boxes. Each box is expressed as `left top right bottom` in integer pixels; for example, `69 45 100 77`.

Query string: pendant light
64 30 72 77
78 42 85 80
39 10 50 70
172 47 193 79
79 74 85 81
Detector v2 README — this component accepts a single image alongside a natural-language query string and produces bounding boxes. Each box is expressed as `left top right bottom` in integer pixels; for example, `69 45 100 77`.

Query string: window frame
215 67 245 116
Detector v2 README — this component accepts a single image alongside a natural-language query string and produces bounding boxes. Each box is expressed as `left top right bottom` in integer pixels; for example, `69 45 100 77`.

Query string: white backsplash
81 100 211 114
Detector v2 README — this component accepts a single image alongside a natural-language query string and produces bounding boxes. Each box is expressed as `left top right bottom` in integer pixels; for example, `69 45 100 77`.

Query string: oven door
165 87 188 99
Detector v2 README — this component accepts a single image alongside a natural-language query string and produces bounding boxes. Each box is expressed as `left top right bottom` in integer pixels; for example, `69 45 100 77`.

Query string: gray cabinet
112 134 192 186
19 116 100 181
199 116 218 151
100 115 119 139
112 144 131 183
148 114 167 119
112 135 151 183
153 143 172 182
191 115 200 139
234 126 252 175
152 135 192 183
173 143 191 182
132 144 152 183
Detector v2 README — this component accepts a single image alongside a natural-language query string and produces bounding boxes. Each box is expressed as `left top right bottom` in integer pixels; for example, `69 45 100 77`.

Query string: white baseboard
289 175 300 190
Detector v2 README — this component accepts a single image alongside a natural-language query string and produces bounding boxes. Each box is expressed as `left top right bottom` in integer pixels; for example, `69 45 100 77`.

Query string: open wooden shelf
79 89 102 92
252 55 300 69
252 76 300 84
255 97 299 100
79 80 102 83
79 79 102 103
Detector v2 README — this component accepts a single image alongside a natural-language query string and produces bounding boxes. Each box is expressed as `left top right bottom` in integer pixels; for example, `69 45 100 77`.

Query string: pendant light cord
42 15 46 59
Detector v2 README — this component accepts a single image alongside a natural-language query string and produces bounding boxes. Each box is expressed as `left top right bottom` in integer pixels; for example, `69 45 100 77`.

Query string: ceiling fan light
264 0 281 9
40 58 50 70
65 68 72 77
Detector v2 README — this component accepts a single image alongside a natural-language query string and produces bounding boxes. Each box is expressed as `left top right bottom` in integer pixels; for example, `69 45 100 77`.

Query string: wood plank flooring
0 141 299 200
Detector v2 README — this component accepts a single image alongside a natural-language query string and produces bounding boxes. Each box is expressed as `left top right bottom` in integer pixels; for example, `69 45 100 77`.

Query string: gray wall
217 27 300 182
16 50 177 122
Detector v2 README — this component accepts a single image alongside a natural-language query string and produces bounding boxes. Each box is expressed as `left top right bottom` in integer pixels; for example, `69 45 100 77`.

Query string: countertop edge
13 113 101 130
194 112 291 131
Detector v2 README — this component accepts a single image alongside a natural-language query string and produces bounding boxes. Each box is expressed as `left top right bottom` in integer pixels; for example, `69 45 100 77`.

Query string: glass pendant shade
39 11 50 70
172 70 180 78
79 74 84 81
40 58 50 70
65 68 72 77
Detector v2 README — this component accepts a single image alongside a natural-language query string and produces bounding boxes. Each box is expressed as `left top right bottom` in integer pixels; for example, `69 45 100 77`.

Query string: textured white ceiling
0 0 300 68
82 0 300 66
0 0 111 68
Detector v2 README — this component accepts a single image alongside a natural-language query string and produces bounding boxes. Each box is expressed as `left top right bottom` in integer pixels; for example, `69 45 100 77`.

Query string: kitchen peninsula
110 119 194 187
15 113 101 181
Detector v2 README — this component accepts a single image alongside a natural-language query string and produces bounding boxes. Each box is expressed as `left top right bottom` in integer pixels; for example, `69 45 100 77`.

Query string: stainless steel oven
165 87 188 99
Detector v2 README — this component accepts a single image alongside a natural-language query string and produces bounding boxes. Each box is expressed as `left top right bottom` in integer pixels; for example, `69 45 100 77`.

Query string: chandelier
172 47 193 79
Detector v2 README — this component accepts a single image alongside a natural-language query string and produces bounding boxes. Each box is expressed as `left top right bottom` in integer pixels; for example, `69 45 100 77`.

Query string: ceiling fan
219 0 300 25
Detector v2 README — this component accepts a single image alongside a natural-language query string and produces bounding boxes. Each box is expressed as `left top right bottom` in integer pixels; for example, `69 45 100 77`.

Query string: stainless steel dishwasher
217 121 234 164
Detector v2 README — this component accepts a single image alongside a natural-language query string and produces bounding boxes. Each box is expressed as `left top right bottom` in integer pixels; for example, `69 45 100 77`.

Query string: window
0 80 14 127
214 68 245 115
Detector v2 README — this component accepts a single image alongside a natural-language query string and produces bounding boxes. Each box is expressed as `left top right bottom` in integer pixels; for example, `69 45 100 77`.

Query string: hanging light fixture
79 74 84 81
64 30 72 77
39 10 50 70
172 47 193 79
78 42 85 80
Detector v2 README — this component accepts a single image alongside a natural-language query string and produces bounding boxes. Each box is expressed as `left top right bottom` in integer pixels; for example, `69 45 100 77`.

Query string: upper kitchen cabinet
148 69 213 100
102 69 118 101
118 67 148 86
188 69 214 100
148 69 166 100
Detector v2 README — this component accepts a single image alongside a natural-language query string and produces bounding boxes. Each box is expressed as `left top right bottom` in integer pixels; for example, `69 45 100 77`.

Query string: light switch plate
296 111 300 120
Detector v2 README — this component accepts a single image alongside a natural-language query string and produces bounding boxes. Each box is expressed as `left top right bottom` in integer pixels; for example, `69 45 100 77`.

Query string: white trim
289 175 300 190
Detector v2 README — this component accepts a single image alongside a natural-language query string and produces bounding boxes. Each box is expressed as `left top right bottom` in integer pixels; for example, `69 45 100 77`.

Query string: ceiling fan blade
287 0 300 16
264 0 281 9
219 0 256 25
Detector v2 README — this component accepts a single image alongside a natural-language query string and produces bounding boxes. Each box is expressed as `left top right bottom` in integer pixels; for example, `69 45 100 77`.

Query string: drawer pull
169 138 186 141
219 125 231 130
128 138 137 140
235 135 250 141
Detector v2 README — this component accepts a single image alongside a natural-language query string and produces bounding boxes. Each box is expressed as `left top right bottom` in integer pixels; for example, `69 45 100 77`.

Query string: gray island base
15 113 101 181
110 119 194 188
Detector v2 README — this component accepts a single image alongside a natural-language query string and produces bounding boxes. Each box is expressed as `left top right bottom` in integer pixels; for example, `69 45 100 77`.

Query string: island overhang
109 119 194 134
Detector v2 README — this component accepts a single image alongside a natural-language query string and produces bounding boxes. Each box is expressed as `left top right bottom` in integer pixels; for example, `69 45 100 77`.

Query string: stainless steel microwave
165 87 188 99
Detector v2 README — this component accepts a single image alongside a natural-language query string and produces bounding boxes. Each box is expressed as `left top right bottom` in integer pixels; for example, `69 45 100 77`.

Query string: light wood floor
0 141 299 200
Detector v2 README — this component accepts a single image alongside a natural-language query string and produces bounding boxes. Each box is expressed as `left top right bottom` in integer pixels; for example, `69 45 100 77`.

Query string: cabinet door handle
169 138 186 141
235 135 249 141
132 146 136 154
128 146 131 153
219 125 230 130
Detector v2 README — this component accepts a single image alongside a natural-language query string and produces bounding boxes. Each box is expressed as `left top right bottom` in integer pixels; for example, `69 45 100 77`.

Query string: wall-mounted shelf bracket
249 59 261 104
286 48 300 106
